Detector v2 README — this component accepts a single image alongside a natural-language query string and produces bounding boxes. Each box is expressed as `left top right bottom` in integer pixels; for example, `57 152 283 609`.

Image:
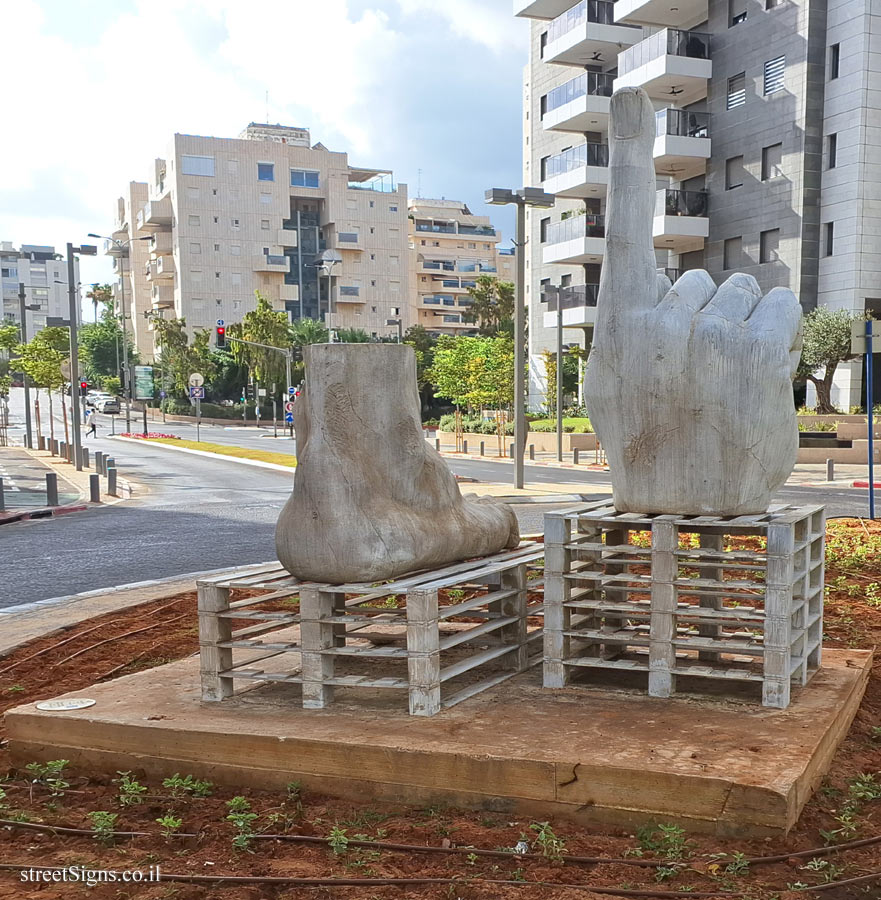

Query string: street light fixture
66 242 97 471
88 233 151 432
485 186 555 489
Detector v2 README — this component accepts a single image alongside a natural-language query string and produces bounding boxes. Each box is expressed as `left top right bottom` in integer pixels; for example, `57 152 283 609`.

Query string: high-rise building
407 198 515 335
1 242 78 335
109 124 410 358
517 0 880 410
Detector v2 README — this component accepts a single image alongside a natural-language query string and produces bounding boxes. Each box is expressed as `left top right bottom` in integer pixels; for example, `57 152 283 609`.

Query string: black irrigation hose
2 818 881 872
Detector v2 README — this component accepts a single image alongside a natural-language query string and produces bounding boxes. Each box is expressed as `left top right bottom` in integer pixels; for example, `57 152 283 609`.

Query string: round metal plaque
35 698 96 711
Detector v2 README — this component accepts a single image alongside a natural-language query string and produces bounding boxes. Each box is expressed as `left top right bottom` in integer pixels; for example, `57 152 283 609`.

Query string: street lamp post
89 234 151 432
486 187 555 489
66 242 97 471
17 283 41 450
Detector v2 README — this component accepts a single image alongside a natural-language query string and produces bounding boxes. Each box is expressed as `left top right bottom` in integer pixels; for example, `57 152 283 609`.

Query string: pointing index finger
597 88 659 323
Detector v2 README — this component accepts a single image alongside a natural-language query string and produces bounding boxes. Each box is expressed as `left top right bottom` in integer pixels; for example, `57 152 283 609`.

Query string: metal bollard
38 435 45 451
574 448 580 465
89 473 100 503
50 439 57 456
105 457 115 473
60 441 66 461
95 451 104 475
46 472 59 506
529 444 535 461
826 458 835 481
435 438 440 452
0 477 4 512
82 448 90 468
463 440 468 454
509 442 514 459
480 441 485 457
107 467 118 497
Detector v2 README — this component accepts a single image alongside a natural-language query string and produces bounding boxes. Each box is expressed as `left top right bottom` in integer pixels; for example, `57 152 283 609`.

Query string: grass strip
149 438 297 467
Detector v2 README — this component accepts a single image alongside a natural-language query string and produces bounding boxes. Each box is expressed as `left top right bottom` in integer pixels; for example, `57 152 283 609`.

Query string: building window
765 0 779 7
189 242 201 255
727 72 746 109
214 243 220 251
181 155 215 176
186 187 199 199
191 269 203 281
759 228 780 263
729 0 747 26
369 200 374 208
540 217 551 242
761 143 783 180
261 219 270 230
231 218 240 229
260 192 272 204
723 236 743 269
389 205 398 212
820 133 837 175
764 55 785 94
829 43 840 79
257 163 274 182
290 169 320 188
230 244 241 256
725 155 744 189
188 215 200 226
824 222 834 256
213 216 219 224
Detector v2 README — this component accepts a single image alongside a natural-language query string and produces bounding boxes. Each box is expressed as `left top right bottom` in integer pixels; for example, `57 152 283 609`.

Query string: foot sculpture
276 343 520 583
583 88 803 515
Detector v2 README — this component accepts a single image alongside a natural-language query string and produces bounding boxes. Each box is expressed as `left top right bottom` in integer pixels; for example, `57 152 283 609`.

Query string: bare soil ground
0 519 879 899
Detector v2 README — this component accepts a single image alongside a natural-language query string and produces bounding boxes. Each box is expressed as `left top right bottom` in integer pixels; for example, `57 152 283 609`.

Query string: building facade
407 198 516 335
517 0 880 410
1 242 78 336
109 124 410 359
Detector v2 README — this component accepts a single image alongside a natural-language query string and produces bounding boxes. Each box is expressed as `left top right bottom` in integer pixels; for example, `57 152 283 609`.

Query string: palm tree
336 328 371 343
289 318 329 348
85 284 113 323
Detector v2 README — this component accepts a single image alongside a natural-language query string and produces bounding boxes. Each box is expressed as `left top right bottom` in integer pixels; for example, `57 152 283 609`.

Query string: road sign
159 390 166 399
284 401 295 413
285 413 294 424
851 318 875 356
60 360 71 379
189 386 206 400
216 319 225 327
189 372 205 388
288 386 296 396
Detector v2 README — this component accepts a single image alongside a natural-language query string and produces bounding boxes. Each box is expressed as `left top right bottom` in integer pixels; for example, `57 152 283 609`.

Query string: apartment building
407 198 516 335
109 124 410 359
517 0 881 410
1 242 78 335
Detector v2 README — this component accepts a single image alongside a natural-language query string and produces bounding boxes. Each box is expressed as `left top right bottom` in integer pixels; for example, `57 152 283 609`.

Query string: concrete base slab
5 648 871 838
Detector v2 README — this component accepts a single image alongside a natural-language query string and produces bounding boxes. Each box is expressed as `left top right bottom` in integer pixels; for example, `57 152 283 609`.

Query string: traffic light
216 326 227 349
80 381 88 394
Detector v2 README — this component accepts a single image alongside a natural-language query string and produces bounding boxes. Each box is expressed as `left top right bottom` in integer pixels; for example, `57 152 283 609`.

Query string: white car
95 396 121 414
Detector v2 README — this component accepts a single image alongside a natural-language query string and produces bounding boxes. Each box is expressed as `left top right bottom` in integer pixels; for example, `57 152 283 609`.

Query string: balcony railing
338 233 360 243
458 225 496 236
661 189 709 217
266 255 288 266
423 260 456 271
545 143 609 180
619 29 711 76
458 262 498 273
545 214 606 245
542 283 600 311
545 72 614 116
347 180 397 193
415 223 456 234
339 286 360 296
548 0 621 41
656 108 710 138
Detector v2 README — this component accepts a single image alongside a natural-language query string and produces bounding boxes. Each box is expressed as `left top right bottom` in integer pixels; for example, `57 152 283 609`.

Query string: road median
113 436 297 472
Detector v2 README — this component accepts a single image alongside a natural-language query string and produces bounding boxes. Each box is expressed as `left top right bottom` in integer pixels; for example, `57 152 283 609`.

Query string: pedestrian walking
85 409 98 438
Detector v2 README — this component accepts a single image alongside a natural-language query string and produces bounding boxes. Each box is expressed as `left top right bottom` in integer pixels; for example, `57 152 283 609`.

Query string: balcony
653 189 709 253
422 259 456 272
336 231 363 250
614 0 707 29
149 230 173 257
337 286 364 304
542 283 599 329
104 238 125 258
542 72 614 133
544 0 640 68
615 29 712 106
458 225 497 237
543 214 606 265
415 222 456 234
277 228 298 248
653 108 711 179
151 284 174 309
155 256 175 279
543 142 609 199
253 254 291 273
279 283 300 303
514 0 576 18
136 196 173 230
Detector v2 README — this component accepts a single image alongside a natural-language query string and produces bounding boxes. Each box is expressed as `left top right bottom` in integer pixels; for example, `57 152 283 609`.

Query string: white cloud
395 0 525 53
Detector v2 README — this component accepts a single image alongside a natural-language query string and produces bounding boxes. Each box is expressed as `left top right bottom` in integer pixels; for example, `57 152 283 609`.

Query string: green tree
464 275 515 336
290 318 329 348
404 325 437 414
17 329 69 443
0 324 19 390
85 283 113 324
797 308 861 414
336 328 371 343
153 318 216 399
78 312 137 383
227 292 291 392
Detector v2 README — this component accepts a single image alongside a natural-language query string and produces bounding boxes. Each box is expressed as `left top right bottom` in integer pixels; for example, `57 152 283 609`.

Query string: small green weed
162 773 214 800
529 821 566 862
114 771 148 807
25 759 70 799
225 797 258 852
89 810 118 845
156 814 183 840
328 825 350 856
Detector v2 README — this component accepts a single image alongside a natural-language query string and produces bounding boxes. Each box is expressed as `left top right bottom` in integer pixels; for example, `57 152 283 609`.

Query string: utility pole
17 283 36 450
66 242 97 471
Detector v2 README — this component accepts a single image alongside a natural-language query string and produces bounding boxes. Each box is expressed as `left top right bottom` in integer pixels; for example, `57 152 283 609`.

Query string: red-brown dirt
0 520 879 899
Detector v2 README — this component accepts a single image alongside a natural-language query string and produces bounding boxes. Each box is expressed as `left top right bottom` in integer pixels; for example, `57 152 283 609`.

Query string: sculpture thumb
597 87 658 329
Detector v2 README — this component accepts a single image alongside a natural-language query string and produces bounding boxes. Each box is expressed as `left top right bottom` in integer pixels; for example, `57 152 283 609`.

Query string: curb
853 481 881 488
112 436 296 473
0 503 89 526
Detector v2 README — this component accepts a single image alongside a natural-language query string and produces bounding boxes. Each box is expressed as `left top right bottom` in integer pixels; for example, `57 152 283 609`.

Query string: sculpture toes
700 272 762 322
656 268 716 314
746 286 803 376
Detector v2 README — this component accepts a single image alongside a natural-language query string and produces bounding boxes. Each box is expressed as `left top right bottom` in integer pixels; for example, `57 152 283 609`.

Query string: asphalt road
0 388 874 608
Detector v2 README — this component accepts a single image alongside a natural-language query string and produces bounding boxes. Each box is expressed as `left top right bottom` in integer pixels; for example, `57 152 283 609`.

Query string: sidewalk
0 446 80 511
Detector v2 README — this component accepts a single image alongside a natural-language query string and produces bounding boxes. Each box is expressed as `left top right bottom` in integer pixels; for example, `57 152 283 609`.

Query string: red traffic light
217 326 225 336
215 326 227 348
80 381 88 390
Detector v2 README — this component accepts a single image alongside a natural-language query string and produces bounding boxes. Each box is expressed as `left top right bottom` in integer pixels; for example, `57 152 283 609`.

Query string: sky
0 0 528 309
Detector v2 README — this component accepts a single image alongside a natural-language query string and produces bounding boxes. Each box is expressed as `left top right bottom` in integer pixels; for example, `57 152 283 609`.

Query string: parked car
95 396 120 414
84 390 103 407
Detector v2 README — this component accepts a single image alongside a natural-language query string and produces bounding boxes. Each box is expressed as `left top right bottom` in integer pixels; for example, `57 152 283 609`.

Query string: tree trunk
809 369 838 415
48 390 55 444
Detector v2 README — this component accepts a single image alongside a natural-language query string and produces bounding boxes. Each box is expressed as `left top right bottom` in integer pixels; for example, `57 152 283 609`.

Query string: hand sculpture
583 88 803 515
276 343 519 583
